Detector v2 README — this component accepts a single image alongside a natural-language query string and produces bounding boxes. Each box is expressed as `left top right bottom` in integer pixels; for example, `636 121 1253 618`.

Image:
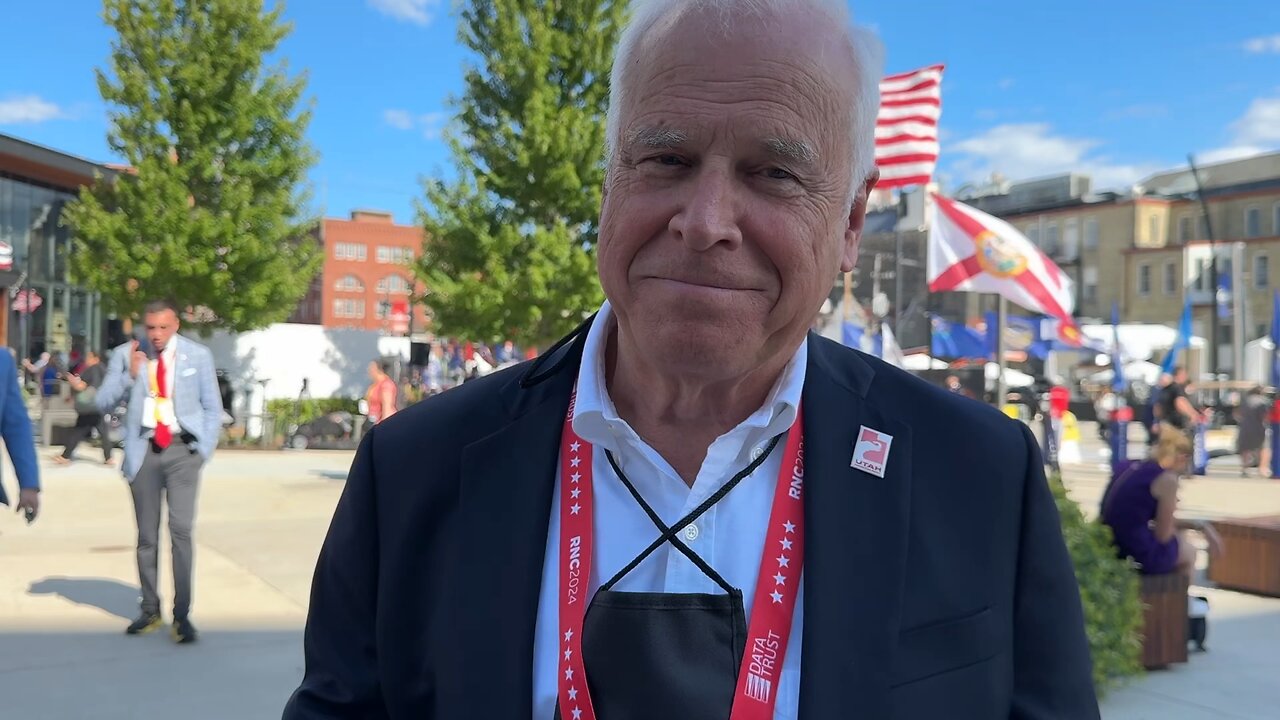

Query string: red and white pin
851 426 893 478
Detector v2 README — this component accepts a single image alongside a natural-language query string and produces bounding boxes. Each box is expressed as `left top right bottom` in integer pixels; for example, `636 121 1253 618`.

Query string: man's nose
668 165 743 251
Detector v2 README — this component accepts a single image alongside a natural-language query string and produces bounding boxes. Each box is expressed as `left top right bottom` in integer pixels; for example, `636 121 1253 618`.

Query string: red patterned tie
155 353 171 449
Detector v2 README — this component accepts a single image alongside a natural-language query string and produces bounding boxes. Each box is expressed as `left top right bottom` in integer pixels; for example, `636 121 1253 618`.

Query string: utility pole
1188 154 1218 380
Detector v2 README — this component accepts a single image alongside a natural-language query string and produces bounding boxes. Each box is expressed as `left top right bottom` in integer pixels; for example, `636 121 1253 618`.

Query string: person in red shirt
1049 382 1070 420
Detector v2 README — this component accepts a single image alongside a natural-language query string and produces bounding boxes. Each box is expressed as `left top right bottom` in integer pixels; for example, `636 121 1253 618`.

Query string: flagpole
997 295 1007 407
1188 153 1219 381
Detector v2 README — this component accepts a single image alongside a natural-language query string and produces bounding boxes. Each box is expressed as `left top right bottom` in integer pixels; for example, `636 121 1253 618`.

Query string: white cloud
0 95 65 124
384 108 447 141
1244 34 1280 54
997 78 1015 91
383 109 414 130
368 0 438 26
417 112 447 140
1104 103 1168 120
1199 94 1280 163
948 122 1158 190
1230 95 1280 145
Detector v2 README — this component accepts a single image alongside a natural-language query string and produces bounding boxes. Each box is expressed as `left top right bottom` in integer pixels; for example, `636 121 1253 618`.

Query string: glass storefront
0 173 104 365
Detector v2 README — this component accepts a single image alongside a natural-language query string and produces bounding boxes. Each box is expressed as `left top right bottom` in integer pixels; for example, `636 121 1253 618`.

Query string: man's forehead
624 125 820 164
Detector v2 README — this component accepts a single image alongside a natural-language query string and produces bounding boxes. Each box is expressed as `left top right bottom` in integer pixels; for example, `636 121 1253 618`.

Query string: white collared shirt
532 302 807 719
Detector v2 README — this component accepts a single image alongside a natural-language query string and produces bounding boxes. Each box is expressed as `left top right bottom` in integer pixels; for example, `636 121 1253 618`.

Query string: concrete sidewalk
1 448 1277 718
0 449 352 719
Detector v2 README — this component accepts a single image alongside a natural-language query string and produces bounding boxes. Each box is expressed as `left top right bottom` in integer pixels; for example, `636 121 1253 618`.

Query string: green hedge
265 398 362 438
1051 474 1143 694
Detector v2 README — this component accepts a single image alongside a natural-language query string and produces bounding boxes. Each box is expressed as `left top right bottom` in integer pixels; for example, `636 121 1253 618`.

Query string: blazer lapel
798 336 913 720
447 337 584 718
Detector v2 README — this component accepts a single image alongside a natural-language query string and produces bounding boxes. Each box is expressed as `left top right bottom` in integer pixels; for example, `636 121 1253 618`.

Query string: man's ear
840 168 880 273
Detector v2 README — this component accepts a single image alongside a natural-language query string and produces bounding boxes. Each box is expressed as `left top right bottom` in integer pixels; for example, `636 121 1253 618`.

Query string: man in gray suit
98 299 223 644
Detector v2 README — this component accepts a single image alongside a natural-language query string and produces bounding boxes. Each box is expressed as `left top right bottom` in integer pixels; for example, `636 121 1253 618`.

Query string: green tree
64 0 318 331
415 0 626 347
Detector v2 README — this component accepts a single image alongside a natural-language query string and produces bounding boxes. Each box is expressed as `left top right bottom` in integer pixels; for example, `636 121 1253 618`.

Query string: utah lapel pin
851 426 893 478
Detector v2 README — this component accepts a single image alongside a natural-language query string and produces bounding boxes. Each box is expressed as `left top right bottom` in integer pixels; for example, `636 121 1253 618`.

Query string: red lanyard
557 392 806 720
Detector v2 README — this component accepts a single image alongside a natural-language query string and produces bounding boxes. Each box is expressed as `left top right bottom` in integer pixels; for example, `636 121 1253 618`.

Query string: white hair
605 0 884 194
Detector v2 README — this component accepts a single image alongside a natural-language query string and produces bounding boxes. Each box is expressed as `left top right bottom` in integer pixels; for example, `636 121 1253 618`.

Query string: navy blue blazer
0 349 39 507
284 333 1099 719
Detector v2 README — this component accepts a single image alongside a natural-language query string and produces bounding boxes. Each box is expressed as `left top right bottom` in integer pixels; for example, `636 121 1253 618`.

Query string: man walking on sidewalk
98 299 223 644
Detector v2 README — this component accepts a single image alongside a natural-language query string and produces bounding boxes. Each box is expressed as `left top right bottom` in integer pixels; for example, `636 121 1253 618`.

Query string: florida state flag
927 194 1085 345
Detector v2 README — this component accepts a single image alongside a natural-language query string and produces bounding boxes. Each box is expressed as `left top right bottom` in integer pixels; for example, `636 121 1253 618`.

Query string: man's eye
765 167 797 181
653 154 685 166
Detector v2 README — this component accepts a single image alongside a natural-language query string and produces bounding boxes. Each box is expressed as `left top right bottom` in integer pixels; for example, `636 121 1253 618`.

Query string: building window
333 299 365 318
1083 266 1098 303
1063 218 1079 259
335 242 367 261
1193 256 1209 292
334 275 363 292
1274 203 1280 237
1179 216 1192 243
1246 206 1262 238
1026 224 1039 245
1164 262 1176 295
375 301 390 319
1084 217 1099 249
376 246 416 264
1138 264 1151 296
1044 222 1059 255
375 275 412 294
1148 215 1160 244
1256 254 1270 289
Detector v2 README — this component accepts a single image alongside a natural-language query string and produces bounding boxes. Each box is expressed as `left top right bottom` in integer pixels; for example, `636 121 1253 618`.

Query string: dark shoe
125 612 163 635
172 617 199 644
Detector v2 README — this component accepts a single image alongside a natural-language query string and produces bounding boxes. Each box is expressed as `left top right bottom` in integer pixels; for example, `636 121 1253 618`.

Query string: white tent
1078 323 1205 362
902 354 948 371
985 362 1035 387
1086 360 1162 387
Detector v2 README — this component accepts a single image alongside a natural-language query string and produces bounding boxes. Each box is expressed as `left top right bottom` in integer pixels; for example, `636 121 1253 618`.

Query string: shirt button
751 446 765 461
683 524 700 542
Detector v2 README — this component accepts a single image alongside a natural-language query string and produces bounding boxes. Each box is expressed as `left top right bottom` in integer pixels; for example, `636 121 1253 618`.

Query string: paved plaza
1 424 1277 718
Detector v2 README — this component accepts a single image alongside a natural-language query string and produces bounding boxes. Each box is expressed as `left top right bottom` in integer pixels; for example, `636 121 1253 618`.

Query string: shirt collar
571 301 807 451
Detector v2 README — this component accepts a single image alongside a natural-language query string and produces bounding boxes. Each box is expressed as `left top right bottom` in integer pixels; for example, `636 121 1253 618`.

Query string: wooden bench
1208 515 1280 597
1140 573 1188 669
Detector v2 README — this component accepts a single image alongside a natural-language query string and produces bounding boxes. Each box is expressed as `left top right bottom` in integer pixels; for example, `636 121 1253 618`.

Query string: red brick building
288 210 429 333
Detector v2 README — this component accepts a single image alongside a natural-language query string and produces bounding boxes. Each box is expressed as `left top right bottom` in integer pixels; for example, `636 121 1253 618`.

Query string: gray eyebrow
625 126 688 149
764 137 818 165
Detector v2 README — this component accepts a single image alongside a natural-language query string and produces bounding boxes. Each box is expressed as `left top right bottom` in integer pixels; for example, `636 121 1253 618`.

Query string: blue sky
2 0 1278 224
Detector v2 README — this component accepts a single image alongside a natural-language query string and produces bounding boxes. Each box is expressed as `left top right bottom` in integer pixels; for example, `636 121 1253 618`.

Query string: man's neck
604 327 795 487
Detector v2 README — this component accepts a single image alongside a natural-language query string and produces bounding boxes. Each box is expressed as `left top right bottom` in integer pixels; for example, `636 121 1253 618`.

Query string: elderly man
284 0 1098 717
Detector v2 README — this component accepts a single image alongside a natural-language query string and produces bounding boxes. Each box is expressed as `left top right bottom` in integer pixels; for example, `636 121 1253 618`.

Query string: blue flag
929 315 988 359
1161 298 1193 375
841 321 865 350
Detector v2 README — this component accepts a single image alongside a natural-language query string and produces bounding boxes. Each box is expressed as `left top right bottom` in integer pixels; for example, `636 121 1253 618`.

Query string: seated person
1101 427 1222 578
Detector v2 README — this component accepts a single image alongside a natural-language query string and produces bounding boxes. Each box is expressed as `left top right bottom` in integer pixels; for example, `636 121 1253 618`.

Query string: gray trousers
130 442 204 619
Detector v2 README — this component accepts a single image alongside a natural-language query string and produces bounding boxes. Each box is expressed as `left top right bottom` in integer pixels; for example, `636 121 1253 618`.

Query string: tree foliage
415 0 626 346
64 0 319 331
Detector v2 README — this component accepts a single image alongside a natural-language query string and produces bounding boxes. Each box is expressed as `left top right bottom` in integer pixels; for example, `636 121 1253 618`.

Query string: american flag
875 64 944 190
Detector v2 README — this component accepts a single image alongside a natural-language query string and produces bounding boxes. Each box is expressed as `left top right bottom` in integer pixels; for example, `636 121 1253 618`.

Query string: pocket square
181 368 198 377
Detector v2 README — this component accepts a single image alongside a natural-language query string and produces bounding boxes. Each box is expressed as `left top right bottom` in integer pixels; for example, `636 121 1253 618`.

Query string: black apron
554 434 782 720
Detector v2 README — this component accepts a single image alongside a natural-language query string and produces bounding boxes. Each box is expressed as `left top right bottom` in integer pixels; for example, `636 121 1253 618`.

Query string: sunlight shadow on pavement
27 577 140 621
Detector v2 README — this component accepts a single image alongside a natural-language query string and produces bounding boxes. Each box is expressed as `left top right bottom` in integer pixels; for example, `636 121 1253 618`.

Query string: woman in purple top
1101 428 1223 578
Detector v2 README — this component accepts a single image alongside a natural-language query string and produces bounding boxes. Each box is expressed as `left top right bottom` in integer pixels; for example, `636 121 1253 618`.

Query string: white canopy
902 354 949 370
985 362 1035 387
1086 360 1162 387
1079 323 1205 362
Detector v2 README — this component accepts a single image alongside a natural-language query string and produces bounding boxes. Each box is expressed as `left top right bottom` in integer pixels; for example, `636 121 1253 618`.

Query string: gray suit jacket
97 335 223 482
